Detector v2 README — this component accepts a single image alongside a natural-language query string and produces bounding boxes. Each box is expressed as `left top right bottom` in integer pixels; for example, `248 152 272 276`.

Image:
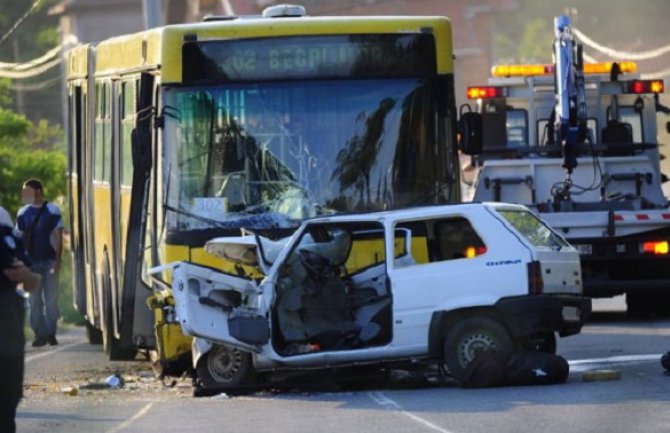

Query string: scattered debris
61 386 78 396
582 370 622 382
79 382 112 390
105 374 124 389
138 371 155 379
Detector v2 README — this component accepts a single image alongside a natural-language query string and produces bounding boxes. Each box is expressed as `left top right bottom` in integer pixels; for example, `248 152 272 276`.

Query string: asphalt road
17 297 670 433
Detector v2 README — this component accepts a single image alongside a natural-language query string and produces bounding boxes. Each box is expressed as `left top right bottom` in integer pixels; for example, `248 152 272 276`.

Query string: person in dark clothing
16 179 63 347
0 206 34 433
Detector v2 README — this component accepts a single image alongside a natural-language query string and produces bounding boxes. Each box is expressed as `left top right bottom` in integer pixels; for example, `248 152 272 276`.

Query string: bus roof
68 15 452 80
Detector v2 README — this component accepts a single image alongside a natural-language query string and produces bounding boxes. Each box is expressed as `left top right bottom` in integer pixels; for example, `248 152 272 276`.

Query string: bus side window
120 80 136 187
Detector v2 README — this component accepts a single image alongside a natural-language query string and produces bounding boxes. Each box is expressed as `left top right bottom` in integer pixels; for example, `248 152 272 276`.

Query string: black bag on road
461 350 569 388
661 351 670 372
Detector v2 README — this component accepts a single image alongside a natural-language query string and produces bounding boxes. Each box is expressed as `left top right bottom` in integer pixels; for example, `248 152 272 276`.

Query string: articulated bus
66 5 461 375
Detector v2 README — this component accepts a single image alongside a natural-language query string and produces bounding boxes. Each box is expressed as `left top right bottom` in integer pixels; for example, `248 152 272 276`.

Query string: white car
156 202 591 389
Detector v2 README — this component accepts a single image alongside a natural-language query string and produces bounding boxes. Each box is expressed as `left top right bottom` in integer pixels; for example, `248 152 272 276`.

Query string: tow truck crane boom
553 15 587 178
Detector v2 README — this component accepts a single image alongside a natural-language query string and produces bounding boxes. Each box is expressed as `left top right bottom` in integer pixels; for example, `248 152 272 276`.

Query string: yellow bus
66 4 460 375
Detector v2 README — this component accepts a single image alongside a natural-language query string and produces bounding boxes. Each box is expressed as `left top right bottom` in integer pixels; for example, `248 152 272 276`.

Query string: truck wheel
626 293 654 318
443 316 513 381
85 322 103 345
196 344 255 389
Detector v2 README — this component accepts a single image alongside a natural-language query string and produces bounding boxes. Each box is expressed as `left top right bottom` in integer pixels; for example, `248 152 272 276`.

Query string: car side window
393 217 487 268
434 218 487 261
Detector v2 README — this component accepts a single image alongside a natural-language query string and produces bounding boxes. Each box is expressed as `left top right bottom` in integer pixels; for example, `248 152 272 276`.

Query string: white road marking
24 339 87 363
104 402 154 433
369 391 456 433
568 353 662 372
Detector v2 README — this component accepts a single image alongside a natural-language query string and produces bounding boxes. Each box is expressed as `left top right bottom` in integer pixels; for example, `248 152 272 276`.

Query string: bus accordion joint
491 61 638 78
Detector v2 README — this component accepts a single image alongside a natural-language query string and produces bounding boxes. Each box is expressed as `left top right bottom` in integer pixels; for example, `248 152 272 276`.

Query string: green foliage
0 145 66 213
0 72 65 214
28 119 65 151
0 107 31 144
0 79 12 107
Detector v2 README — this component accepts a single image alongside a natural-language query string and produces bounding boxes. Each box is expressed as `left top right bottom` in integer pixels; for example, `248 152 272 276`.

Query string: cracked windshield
163 77 455 233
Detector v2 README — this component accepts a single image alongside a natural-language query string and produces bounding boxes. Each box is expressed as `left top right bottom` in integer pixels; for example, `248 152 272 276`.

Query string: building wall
51 0 145 44
71 7 145 43
268 0 518 106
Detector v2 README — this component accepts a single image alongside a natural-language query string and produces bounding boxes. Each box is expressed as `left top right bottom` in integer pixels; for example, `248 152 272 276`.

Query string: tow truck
458 15 670 315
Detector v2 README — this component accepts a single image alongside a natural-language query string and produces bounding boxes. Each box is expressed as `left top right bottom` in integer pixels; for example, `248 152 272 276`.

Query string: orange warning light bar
491 61 638 78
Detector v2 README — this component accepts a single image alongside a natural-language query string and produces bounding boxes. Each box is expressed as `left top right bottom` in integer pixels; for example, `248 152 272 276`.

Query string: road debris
582 370 622 382
61 386 78 396
105 374 124 388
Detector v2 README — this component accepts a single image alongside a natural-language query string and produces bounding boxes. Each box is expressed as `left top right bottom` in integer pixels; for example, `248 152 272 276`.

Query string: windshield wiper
164 204 230 228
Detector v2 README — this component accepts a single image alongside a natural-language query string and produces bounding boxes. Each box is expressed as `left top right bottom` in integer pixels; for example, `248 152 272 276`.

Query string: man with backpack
16 179 64 347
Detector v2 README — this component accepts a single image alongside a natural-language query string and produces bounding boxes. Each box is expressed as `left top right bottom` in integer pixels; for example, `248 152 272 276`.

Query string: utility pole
143 0 164 29
12 39 25 115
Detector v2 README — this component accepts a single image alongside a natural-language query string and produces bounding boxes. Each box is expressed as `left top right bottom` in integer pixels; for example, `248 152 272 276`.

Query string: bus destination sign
183 34 436 82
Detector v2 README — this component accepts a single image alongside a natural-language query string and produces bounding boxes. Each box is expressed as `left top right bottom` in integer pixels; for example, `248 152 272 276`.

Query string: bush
0 146 66 214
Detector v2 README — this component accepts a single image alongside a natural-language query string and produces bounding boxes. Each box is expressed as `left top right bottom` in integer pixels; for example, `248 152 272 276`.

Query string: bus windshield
163 77 457 236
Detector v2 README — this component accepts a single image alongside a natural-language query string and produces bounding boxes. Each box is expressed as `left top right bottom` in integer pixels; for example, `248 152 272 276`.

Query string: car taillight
640 241 669 255
527 260 544 295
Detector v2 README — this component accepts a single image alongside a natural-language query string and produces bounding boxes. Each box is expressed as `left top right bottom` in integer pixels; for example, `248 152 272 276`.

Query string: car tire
442 316 514 381
196 344 255 389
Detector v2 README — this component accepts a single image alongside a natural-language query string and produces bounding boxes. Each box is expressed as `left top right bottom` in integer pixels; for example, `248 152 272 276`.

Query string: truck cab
156 202 590 389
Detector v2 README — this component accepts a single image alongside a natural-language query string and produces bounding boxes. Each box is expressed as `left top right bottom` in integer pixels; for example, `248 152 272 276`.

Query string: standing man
16 179 64 347
0 206 34 433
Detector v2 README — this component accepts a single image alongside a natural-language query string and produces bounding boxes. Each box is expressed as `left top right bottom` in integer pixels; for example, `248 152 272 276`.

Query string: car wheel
443 316 513 381
196 344 255 389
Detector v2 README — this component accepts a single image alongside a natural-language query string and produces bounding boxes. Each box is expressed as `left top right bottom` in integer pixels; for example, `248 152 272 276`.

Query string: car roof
304 202 528 225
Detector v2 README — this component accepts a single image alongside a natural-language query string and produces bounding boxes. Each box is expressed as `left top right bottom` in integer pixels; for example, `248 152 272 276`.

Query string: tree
0 0 62 123
0 79 65 215
492 0 670 64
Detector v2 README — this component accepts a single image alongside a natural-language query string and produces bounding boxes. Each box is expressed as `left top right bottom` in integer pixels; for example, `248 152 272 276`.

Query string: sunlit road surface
18 296 670 433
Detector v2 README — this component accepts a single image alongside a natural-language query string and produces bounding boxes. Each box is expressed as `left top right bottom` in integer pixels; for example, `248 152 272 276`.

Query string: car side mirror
458 112 483 155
